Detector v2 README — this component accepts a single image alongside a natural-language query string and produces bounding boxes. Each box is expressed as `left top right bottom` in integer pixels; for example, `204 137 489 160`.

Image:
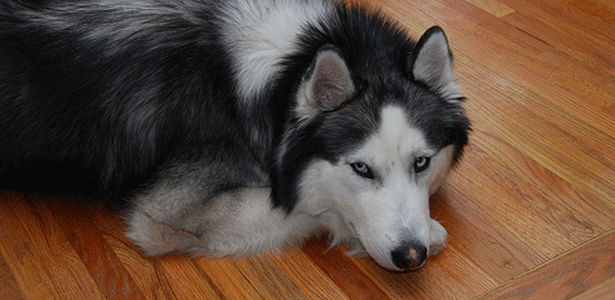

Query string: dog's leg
428 219 448 257
126 184 320 257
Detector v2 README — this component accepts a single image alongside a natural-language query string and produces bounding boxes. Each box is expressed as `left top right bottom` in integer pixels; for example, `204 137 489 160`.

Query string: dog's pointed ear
297 45 355 117
409 26 463 103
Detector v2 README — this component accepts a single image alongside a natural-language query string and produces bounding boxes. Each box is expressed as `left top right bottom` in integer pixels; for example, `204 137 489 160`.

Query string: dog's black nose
391 242 428 271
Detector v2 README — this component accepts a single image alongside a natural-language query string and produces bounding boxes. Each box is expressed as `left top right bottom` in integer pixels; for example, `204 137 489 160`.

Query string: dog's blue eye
414 157 431 173
351 162 374 179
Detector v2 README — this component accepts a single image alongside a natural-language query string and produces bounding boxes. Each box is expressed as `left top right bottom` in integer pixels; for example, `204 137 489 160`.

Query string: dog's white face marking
220 0 333 104
296 105 454 270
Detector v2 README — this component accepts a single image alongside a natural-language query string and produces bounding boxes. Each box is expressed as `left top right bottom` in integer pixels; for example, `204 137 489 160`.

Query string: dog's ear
297 45 355 117
409 26 463 103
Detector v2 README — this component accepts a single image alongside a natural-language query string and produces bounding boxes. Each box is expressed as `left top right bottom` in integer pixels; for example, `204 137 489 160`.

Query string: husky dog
0 0 470 271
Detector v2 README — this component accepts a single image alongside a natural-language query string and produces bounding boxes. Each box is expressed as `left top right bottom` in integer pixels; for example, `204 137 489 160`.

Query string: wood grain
1 0 614 299
463 0 515 18
572 275 615 300
478 230 615 300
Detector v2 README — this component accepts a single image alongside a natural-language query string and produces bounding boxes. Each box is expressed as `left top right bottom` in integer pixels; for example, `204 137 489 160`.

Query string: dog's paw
125 210 202 256
428 219 448 257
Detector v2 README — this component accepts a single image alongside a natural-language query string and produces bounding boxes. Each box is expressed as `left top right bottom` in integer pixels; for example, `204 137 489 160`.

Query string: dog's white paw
428 219 448 257
125 210 203 256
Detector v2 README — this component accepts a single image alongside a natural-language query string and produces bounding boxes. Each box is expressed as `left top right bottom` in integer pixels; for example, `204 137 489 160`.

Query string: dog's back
0 0 257 200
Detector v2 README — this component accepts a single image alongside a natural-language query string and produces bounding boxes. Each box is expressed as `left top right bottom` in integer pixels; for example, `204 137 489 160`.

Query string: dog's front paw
428 219 447 257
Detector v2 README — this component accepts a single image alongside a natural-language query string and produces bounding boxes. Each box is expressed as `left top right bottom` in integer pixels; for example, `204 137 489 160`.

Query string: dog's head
275 26 470 271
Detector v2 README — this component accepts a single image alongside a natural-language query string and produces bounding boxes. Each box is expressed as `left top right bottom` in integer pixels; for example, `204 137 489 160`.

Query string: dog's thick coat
0 0 470 271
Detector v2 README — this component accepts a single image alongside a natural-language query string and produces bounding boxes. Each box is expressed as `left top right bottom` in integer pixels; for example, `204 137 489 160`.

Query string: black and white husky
0 0 470 271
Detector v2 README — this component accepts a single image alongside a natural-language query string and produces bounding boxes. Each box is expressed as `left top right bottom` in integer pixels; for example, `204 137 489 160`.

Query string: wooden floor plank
0 192 106 300
43 195 145 300
594 0 615 10
463 0 515 18
233 255 308 299
434 123 613 275
0 250 26 300
571 275 615 300
194 258 266 300
272 245 351 300
478 230 615 300
151 257 223 300
455 56 615 207
563 0 615 25
499 0 615 78
429 190 529 283
303 237 392 299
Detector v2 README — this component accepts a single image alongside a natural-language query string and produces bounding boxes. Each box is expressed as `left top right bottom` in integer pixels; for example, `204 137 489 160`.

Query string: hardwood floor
1 0 614 299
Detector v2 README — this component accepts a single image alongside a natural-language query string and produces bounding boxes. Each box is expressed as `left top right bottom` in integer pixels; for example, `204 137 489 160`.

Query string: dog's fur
0 0 470 271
